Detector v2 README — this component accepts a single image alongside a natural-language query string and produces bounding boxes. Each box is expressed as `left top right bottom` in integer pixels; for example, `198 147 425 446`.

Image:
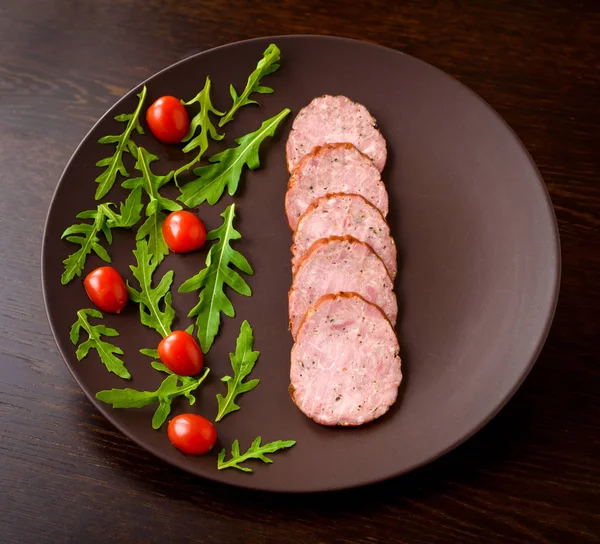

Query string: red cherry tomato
168 414 217 455
83 266 128 314
162 211 207 253
158 330 204 376
146 96 189 144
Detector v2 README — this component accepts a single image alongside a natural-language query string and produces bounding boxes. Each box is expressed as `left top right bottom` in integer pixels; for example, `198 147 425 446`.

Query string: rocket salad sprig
94 86 146 200
60 188 143 285
178 108 290 207
96 367 210 429
70 309 130 379
178 204 254 353
217 437 296 473
219 43 281 127
215 320 260 422
174 77 224 180
127 239 176 338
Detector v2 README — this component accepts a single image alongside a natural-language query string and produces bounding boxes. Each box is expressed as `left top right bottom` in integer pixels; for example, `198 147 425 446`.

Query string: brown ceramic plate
42 36 560 493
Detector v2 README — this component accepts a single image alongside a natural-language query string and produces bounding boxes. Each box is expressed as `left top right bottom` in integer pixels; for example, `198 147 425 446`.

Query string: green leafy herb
178 108 290 207
136 212 169 266
215 320 260 421
179 204 253 353
217 437 296 473
123 146 180 266
150 361 199 391
96 368 210 429
219 44 281 127
103 187 144 228
174 77 224 180
128 239 175 338
95 86 146 200
70 309 130 379
140 347 159 359
150 361 171 373
123 146 178 212
61 207 110 285
60 194 142 285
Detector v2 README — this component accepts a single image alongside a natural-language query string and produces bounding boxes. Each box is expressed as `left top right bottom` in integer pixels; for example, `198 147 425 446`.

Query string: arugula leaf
150 361 171 373
215 320 260 421
174 77 224 180
70 309 130 379
61 207 110 285
140 348 159 359
178 108 290 207
219 44 281 127
103 187 143 228
150 361 201 400
217 437 296 473
128 239 175 338
61 191 143 284
123 146 179 213
95 86 146 200
124 146 180 266
96 368 210 429
136 212 169 267
179 204 253 353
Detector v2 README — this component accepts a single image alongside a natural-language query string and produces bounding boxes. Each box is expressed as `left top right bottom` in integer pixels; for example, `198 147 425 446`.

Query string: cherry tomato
162 211 207 253
168 414 217 455
158 330 204 376
83 266 128 314
146 96 189 144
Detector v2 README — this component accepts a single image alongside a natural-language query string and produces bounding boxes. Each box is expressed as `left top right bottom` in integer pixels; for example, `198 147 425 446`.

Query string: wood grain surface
1 0 599 542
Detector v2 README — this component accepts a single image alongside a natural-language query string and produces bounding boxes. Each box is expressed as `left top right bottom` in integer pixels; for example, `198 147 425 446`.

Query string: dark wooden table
1 1 599 542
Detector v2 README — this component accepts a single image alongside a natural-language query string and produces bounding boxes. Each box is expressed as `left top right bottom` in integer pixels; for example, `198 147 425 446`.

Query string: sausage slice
285 143 388 231
289 292 402 426
289 236 397 338
285 95 387 173
292 193 397 279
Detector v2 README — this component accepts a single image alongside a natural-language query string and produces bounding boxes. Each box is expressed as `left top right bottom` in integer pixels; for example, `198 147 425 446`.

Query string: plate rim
41 34 561 493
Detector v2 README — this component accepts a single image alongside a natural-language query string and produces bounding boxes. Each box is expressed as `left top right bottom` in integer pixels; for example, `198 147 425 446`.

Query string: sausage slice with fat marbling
288 235 397 338
285 95 387 173
289 292 402 426
292 193 397 279
285 143 388 231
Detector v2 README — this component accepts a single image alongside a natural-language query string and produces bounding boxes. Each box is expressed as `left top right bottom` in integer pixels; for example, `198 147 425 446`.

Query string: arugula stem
140 261 170 338
137 148 160 206
205 207 236 341
215 392 234 422
98 203 118 225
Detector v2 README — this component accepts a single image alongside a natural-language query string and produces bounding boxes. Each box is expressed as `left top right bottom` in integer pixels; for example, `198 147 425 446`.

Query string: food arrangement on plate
43 36 558 491
55 43 400 475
